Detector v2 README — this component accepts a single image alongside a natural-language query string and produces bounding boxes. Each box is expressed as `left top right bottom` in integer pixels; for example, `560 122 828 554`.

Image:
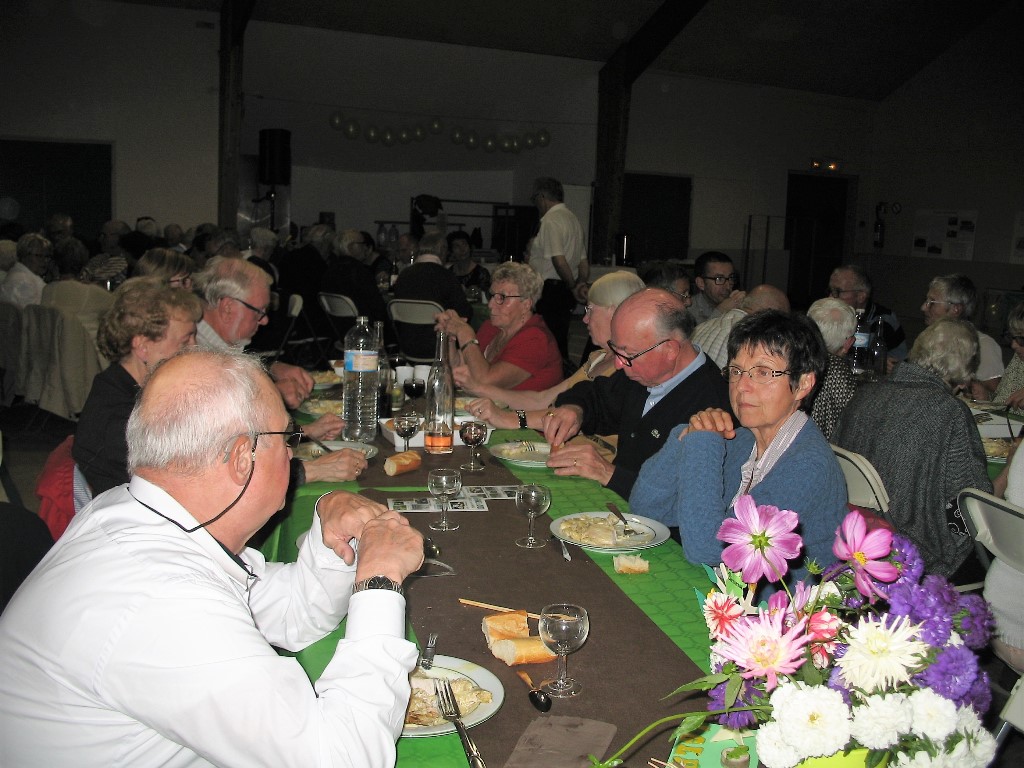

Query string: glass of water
515 484 551 548
539 603 590 697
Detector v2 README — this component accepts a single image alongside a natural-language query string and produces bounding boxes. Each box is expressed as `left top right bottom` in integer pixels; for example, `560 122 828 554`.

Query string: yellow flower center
853 550 868 566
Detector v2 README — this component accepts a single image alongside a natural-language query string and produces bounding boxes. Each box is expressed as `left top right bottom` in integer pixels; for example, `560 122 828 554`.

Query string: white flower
767 682 851 759
909 689 958 742
838 615 927 692
755 721 802 768
891 749 938 767
849 692 911 749
946 706 997 768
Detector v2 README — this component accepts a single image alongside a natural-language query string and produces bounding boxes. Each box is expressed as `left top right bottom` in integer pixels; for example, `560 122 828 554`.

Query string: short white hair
193 256 271 306
909 318 979 389
807 298 858 354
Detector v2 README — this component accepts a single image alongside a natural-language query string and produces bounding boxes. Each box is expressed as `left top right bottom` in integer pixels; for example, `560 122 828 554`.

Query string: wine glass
538 603 589 698
403 378 426 415
393 414 421 452
459 420 488 472
427 468 462 531
515 484 551 548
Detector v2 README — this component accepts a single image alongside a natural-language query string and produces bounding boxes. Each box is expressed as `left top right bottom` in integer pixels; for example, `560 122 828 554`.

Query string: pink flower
703 591 745 640
832 510 899 599
806 609 840 668
717 495 803 584
716 608 810 690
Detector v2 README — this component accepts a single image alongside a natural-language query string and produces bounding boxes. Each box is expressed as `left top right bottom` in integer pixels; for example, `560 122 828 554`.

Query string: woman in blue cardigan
630 310 848 585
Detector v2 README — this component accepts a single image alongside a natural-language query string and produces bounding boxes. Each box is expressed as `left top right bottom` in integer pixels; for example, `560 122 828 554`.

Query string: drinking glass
393 414 421 452
515 484 551 548
403 378 426 414
427 468 462 531
538 603 589 698
459 420 488 472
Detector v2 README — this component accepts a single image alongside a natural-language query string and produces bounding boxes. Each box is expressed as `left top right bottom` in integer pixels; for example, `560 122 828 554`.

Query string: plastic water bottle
342 316 379 443
424 331 454 454
850 310 872 374
870 316 888 376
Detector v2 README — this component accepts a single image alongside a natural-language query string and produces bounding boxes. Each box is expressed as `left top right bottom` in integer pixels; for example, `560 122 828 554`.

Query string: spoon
516 670 552 712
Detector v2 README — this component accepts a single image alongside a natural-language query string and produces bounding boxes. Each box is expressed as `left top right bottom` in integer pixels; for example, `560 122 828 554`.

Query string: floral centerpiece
591 496 998 768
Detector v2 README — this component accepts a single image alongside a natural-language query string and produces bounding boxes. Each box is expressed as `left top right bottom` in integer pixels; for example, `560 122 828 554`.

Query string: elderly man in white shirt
0 348 424 768
0 233 51 308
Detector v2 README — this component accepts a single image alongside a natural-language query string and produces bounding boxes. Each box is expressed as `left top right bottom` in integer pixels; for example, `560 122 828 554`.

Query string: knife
301 432 334 454
420 632 438 669
555 536 571 562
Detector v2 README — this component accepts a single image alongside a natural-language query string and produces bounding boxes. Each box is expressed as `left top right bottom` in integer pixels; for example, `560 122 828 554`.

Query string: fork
519 440 536 452
606 501 639 537
420 632 438 669
436 678 486 768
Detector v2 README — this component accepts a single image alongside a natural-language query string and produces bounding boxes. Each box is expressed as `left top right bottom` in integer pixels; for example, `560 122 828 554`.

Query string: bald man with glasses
535 288 731 498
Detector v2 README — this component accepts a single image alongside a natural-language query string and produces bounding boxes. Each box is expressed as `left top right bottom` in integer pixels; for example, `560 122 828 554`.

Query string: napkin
503 716 617 768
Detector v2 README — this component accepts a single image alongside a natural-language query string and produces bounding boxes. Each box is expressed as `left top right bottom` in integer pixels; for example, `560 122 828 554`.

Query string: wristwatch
516 409 528 429
352 575 405 597
460 337 480 350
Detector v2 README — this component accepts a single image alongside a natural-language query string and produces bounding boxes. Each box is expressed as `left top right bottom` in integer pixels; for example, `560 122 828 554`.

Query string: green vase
797 749 876 767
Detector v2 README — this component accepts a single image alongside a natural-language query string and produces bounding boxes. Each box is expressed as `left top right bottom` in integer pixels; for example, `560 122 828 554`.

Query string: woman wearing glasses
133 247 194 289
991 302 1024 413
436 262 562 392
630 310 847 586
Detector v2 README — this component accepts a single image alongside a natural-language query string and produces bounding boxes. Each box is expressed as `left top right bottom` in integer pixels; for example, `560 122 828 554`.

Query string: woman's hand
546 443 614 486
1007 388 1024 411
303 448 369 483
303 414 344 441
685 407 737 440
452 364 478 393
434 309 472 343
468 398 518 430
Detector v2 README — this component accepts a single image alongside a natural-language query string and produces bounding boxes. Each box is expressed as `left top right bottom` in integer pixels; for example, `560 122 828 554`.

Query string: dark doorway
618 173 692 266
784 173 855 310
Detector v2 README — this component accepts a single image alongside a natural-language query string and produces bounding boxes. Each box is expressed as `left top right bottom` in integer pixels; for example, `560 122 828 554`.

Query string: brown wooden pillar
218 0 255 230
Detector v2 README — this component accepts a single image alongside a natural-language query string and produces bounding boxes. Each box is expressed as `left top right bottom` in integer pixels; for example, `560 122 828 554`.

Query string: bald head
741 284 790 314
610 288 697 385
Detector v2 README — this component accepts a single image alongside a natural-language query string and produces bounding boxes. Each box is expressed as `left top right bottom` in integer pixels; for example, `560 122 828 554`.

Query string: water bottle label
852 331 871 349
345 350 379 372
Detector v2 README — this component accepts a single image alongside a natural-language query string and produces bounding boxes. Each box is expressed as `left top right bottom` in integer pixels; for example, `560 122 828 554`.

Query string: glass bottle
341 316 379 443
869 316 888 376
424 331 454 454
374 320 390 417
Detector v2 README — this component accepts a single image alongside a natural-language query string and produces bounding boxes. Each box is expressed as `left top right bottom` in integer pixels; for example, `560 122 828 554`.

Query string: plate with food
296 399 343 418
551 511 670 553
310 370 343 390
292 441 378 461
455 395 475 416
403 655 504 738
491 441 551 468
983 437 1011 463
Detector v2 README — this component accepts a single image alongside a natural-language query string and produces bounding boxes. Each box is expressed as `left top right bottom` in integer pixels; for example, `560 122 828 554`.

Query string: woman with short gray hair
833 318 991 578
991 302 1024 413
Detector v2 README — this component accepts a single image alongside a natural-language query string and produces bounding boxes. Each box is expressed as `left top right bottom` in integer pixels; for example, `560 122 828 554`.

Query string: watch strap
516 409 528 429
352 575 405 597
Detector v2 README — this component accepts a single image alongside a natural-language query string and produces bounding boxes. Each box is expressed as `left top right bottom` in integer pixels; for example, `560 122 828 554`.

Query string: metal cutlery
409 559 456 578
420 632 438 669
555 536 571 562
301 433 334 454
606 501 639 537
436 677 487 768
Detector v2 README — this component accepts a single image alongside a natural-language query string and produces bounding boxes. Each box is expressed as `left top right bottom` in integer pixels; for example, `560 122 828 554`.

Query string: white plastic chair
996 675 1024 748
958 488 1024 574
831 445 890 513
387 299 444 363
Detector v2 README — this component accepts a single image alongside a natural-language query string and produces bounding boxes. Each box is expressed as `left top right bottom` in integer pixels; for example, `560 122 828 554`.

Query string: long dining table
259 428 716 767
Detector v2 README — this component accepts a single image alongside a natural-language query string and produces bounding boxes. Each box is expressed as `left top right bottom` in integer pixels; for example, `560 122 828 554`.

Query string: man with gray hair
807 297 858 440
0 348 424 766
0 233 51 308
83 219 131 287
691 284 790 368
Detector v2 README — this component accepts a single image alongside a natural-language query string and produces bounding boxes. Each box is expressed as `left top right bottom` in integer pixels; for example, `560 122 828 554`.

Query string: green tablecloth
260 429 712 766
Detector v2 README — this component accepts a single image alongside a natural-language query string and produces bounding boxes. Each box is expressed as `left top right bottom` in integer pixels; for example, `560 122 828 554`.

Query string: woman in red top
436 262 562 392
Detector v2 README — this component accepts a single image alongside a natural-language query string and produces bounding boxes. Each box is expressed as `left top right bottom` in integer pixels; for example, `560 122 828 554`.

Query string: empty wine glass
459 420 488 472
538 603 589 698
515 484 551 548
393 414 421 452
427 468 462 532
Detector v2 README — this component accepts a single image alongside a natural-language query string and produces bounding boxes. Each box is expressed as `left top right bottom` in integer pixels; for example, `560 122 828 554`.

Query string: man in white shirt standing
528 176 589 360
0 348 424 768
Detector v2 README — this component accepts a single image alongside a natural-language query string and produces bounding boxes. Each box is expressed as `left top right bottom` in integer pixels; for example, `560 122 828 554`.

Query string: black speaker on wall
258 129 291 186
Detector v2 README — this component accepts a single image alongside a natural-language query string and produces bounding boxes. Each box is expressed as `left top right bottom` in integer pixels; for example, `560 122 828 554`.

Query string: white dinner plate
490 442 551 468
551 511 670 553
293 441 379 460
296 399 343 419
402 655 505 738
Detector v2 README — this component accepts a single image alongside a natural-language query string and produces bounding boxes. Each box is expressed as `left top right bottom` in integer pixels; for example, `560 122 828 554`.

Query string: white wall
0 0 220 230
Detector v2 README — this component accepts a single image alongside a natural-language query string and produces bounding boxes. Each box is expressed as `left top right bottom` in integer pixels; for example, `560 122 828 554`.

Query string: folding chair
272 294 328 365
831 445 890 513
387 299 444 363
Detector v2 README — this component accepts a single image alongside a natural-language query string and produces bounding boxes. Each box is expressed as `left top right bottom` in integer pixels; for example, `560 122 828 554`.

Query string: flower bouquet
591 496 998 768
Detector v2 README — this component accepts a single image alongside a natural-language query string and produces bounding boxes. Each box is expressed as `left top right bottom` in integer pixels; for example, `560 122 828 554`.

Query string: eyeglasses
231 296 269 320
702 274 738 285
254 430 303 450
923 299 958 308
1004 333 1024 347
168 274 192 289
489 292 523 305
722 365 792 383
672 289 691 300
608 338 671 367
828 287 863 298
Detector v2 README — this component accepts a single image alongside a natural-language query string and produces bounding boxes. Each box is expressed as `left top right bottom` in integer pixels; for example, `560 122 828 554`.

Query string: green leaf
724 674 743 707
666 672 730 696
865 748 890 768
587 757 621 768
670 713 708 738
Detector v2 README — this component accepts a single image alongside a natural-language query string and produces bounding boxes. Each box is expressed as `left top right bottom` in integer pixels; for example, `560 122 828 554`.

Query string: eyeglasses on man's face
168 274 192 289
253 430 303 450
231 296 268 320
702 274 738 285
828 287 863 298
722 365 792 383
922 299 958 309
608 338 671 367
488 292 523 305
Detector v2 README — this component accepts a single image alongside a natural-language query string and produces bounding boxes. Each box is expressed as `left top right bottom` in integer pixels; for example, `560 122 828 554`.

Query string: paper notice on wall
1012 212 1024 261
911 209 977 260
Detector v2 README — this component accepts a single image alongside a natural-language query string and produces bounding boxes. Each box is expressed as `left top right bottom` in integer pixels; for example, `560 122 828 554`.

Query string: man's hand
316 491 407 564
684 407 737 440
271 362 314 408
546 443 614 486
573 282 590 304
304 414 344 441
304 448 368 484
541 406 583 446
717 290 747 313
452 364 479 393
355 516 424 583
469 398 518 430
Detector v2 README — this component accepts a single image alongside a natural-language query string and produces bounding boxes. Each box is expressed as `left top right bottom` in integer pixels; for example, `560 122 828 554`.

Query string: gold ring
573 458 578 467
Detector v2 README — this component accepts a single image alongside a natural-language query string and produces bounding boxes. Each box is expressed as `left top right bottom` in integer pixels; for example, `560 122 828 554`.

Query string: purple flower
708 678 761 729
826 663 852 705
886 580 915 617
955 593 995 649
889 575 959 646
890 535 924 585
915 644 978 701
961 668 992 715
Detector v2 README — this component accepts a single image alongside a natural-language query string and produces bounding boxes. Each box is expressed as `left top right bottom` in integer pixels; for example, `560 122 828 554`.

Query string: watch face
367 575 394 590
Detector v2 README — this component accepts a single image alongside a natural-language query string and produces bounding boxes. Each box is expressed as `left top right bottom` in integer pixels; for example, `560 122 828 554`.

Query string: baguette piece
613 554 649 574
490 637 556 666
481 610 530 648
384 450 422 476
